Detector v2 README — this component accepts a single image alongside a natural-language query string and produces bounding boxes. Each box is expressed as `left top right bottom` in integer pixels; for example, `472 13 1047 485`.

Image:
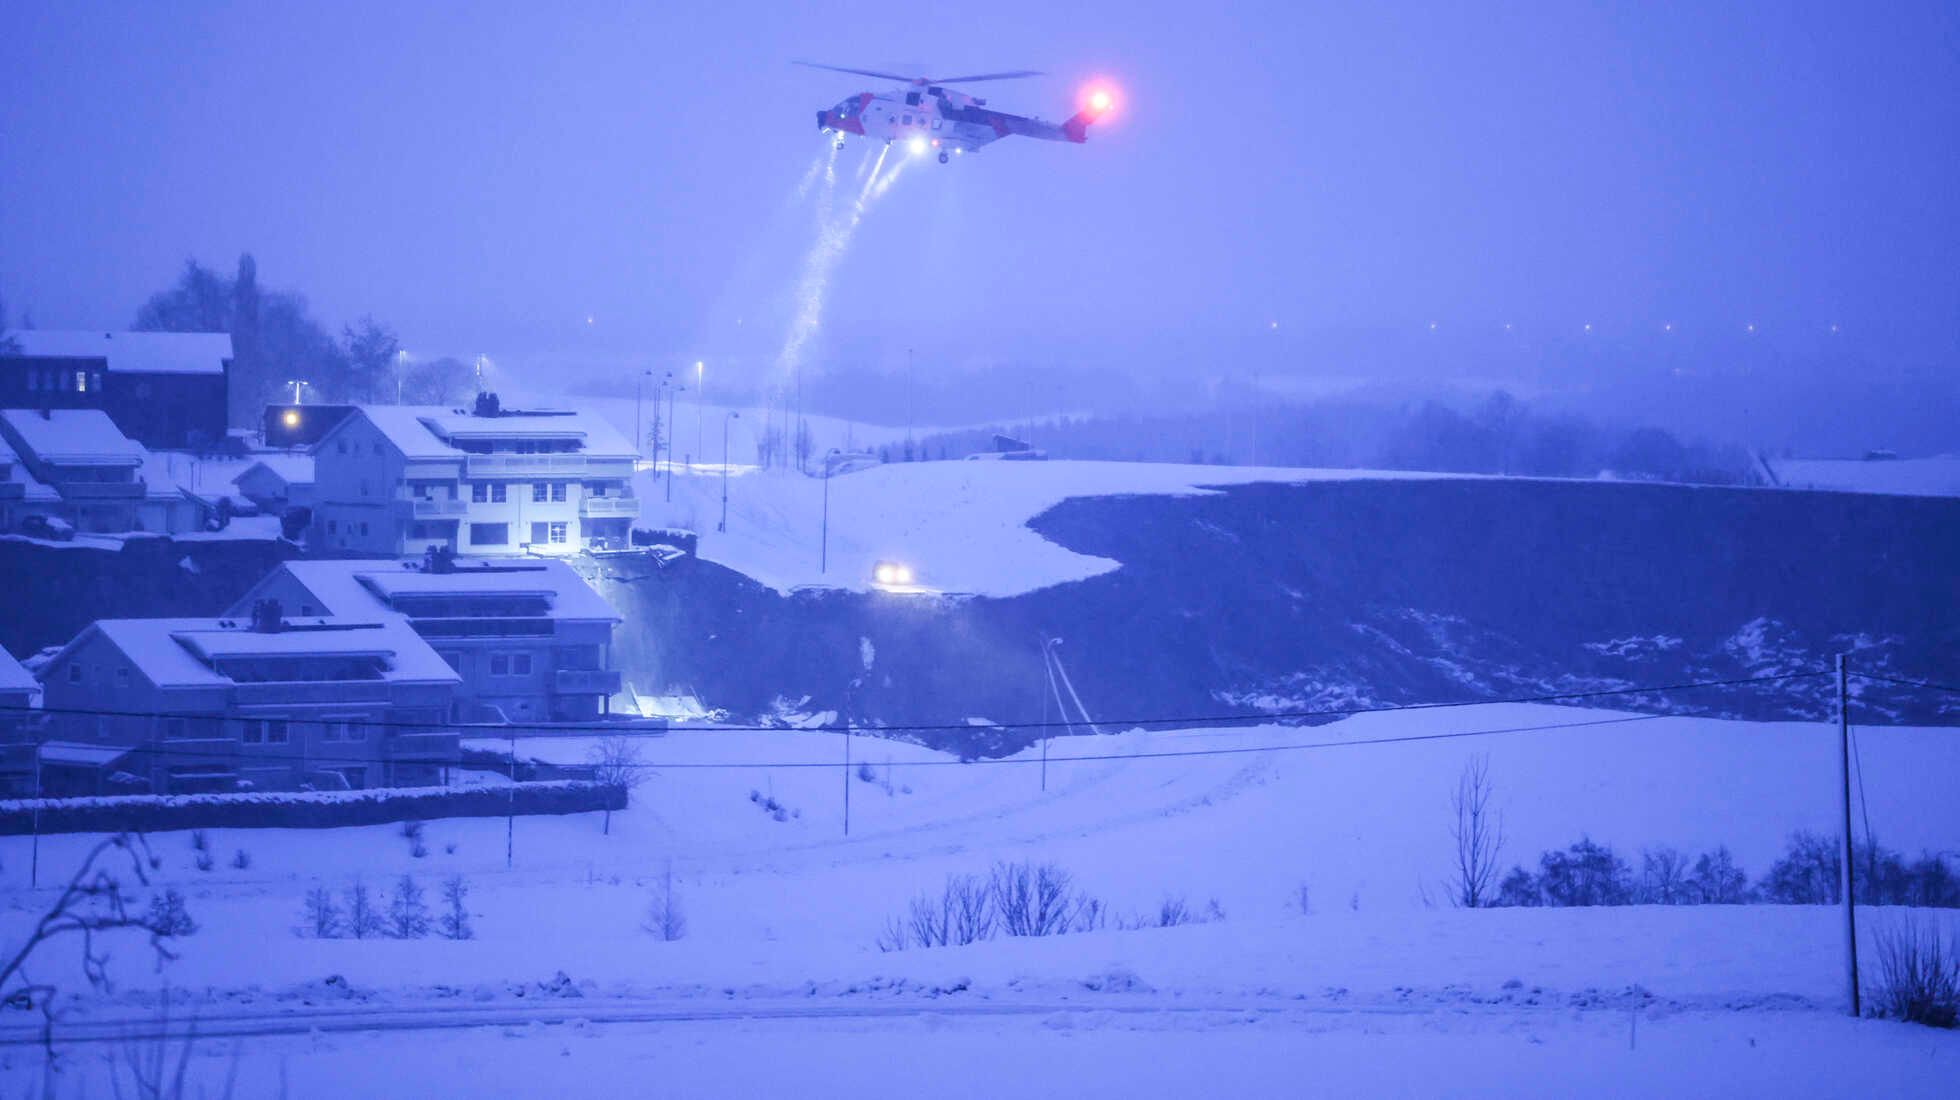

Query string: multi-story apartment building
0 330 232 451
35 603 461 794
231 556 624 722
309 403 639 557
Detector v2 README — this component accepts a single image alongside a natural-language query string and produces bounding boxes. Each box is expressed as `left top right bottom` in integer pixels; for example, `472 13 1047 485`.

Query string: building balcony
407 497 469 517
463 454 592 477
579 495 640 518
231 681 394 706
555 668 622 696
155 736 237 757
57 481 145 500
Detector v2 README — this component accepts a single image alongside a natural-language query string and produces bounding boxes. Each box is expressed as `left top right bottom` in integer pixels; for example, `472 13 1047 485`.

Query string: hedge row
0 780 625 835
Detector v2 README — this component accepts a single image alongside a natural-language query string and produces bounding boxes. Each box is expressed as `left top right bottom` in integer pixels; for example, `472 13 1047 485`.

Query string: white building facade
310 405 639 557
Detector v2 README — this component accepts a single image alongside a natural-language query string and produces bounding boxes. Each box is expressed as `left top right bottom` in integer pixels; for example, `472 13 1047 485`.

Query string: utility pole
842 721 852 837
719 411 739 532
506 731 516 870
664 374 680 504
1038 637 1050 793
820 449 839 573
30 740 42 887
1837 653 1860 1017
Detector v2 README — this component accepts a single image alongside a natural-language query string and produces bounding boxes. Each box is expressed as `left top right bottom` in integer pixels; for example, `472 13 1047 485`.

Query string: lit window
74 370 88 393
548 522 567 543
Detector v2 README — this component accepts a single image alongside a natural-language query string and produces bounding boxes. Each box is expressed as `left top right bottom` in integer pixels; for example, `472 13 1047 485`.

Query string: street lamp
285 379 311 405
694 360 705 472
634 369 654 466
719 411 740 533
820 448 841 573
664 374 683 503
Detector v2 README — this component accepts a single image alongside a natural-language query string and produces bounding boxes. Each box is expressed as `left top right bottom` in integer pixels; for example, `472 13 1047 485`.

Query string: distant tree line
915 389 1755 485
129 255 474 426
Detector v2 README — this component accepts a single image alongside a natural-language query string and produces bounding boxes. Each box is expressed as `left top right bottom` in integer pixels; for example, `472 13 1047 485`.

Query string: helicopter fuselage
817 84 1101 160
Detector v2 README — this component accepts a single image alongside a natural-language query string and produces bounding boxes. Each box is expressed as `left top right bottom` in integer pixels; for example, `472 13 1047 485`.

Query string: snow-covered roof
329 405 634 461
2 330 233 375
233 453 315 488
5 459 60 502
0 408 146 465
37 741 133 766
245 558 620 623
0 645 36 695
66 616 461 689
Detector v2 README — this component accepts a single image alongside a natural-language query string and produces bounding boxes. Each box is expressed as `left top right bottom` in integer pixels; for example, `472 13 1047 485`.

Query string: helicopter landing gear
938 151 949 164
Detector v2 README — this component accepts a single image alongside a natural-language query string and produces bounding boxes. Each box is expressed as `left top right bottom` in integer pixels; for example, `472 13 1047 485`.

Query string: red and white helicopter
803 61 1115 163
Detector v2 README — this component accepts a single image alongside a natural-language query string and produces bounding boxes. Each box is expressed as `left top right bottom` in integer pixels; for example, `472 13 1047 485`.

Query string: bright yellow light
874 561 914 586
282 410 301 428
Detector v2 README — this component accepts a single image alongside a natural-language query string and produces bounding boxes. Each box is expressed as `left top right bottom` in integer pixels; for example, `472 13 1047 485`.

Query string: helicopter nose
816 110 829 130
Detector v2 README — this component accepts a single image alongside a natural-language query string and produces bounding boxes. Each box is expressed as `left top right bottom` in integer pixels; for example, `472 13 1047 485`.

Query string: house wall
311 415 415 554
0 358 228 450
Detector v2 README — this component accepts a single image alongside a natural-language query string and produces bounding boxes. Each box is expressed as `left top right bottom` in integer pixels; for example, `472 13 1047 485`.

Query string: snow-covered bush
1869 914 1960 1028
301 884 341 938
145 889 198 938
401 819 429 858
230 848 252 871
878 862 1106 950
387 875 431 938
439 875 474 940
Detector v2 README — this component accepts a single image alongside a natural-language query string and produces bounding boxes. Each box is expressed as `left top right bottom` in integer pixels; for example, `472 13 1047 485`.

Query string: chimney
250 598 283 633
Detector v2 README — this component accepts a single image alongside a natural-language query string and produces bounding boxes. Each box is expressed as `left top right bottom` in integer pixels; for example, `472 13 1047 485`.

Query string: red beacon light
1088 88 1114 114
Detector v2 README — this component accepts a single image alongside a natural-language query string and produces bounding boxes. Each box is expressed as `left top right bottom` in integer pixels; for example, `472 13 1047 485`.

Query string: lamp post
694 361 705 472
664 375 683 504
634 369 653 465
719 411 740 532
285 379 311 405
820 448 841 573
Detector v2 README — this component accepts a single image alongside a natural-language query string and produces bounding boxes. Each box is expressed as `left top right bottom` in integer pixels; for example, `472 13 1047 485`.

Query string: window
532 482 547 502
337 441 348 454
327 519 338 534
905 91 920 106
74 369 89 393
551 481 567 502
439 651 464 673
469 522 508 545
242 719 287 745
490 653 533 677
902 113 912 125
163 717 187 740
472 482 488 503
492 483 507 503
324 719 367 742
68 664 82 684
300 603 318 615
358 521 369 536
359 478 369 497
549 521 567 544
530 521 548 544
116 667 129 687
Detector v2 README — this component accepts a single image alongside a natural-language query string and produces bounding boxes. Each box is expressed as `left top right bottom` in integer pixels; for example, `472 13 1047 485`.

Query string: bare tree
0 834 185 1053
1447 754 1505 908
588 735 647 836
439 875 475 941
642 863 686 942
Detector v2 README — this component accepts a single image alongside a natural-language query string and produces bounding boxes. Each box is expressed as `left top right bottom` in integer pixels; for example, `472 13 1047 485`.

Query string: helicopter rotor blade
793 60 925 84
930 70 1046 84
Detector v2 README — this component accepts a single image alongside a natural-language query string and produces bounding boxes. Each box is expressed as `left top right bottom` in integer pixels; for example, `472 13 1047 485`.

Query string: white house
230 556 625 722
0 645 38 795
232 453 316 513
35 605 461 794
309 403 639 557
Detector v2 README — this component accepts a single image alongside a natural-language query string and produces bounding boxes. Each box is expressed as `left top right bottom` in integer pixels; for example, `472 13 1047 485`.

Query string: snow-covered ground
1766 455 1960 498
4 704 1957 1095
631 459 1464 596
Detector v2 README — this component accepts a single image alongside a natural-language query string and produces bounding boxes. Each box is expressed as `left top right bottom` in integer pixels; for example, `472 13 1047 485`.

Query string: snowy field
630 458 1465 596
4 704 1958 1095
1767 456 1960 498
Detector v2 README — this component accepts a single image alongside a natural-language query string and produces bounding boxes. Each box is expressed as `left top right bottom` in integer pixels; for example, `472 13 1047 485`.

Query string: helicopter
802 61 1114 163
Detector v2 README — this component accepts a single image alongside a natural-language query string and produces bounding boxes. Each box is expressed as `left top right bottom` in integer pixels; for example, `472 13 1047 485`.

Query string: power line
1851 672 1960 697
0 670 1831 739
3 712 1670 777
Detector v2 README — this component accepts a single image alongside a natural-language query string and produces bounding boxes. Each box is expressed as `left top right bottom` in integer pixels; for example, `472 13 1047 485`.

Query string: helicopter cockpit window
905 91 921 106
902 113 912 125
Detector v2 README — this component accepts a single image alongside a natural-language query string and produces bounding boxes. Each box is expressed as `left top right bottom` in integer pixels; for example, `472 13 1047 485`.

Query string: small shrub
230 849 252 871
1869 915 1960 1028
643 868 686 942
145 889 198 937
345 880 383 939
856 762 878 784
387 875 431 939
439 875 474 940
189 830 209 853
400 820 425 842
194 851 215 873
444 842 458 856
1295 884 1311 915
411 841 429 859
302 884 341 938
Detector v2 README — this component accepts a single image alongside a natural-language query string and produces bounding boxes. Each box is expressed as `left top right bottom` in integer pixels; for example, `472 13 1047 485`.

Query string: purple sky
4 1 1957 394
